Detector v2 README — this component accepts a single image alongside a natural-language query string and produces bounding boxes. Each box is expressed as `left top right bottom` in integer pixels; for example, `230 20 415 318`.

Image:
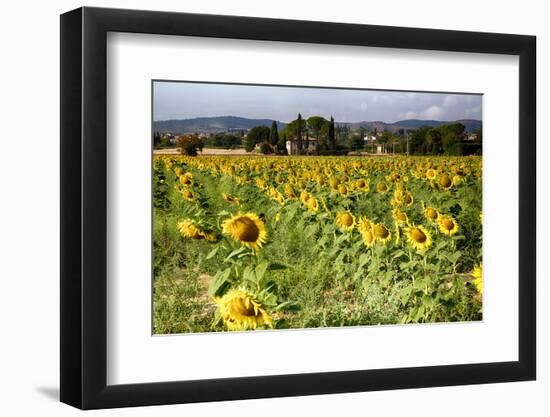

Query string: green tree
328 116 336 151
348 133 364 151
285 115 306 154
244 125 271 152
439 123 465 155
269 121 279 147
176 135 203 156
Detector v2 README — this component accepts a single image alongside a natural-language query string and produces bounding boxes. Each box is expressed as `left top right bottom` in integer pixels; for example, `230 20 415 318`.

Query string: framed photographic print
60 6 536 410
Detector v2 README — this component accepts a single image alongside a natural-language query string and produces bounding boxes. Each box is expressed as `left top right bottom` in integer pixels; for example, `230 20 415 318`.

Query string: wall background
0 0 546 415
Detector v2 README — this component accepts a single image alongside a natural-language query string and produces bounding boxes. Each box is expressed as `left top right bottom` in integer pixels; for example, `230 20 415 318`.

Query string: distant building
286 136 318 155
465 132 480 141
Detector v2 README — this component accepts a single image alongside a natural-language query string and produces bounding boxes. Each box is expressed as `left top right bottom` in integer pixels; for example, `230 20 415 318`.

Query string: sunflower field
153 155 483 334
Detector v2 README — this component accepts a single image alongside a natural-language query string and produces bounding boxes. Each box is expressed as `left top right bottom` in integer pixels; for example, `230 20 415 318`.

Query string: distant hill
154 116 481 135
343 119 481 133
153 116 286 134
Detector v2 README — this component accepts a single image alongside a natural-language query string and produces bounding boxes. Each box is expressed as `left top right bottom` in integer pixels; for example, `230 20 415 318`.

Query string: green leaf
392 250 406 259
208 268 231 297
224 246 246 262
255 260 269 282
242 265 257 285
268 262 288 271
204 246 219 260
275 301 301 312
358 253 370 268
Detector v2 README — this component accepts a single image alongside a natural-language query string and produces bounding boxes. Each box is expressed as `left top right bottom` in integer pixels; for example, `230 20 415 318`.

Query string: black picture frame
60 6 536 410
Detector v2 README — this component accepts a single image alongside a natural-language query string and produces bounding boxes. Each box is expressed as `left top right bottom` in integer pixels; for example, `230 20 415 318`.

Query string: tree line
153 115 481 156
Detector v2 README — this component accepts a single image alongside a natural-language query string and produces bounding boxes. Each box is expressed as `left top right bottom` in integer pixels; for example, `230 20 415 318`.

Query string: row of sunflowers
153 155 483 334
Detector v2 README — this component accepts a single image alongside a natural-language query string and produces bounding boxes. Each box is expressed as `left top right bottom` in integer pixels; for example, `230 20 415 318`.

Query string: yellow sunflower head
177 219 216 241
393 208 408 225
403 191 414 207
335 211 356 232
307 196 319 213
329 176 340 189
223 193 242 205
472 264 483 294
405 225 433 251
426 168 437 181
355 178 369 192
179 173 193 185
181 189 195 201
373 223 391 242
300 190 310 204
439 174 453 190
424 206 439 222
222 213 267 251
377 181 389 193
358 217 375 246
215 289 273 331
337 184 349 196
437 215 459 236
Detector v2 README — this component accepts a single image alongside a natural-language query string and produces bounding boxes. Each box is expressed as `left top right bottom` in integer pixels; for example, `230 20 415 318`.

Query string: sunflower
426 168 437 181
472 264 483 294
393 208 408 225
437 215 459 236
222 213 267 251
335 211 356 232
177 219 216 241
405 225 432 251
337 184 349 197
329 177 340 189
439 174 453 190
307 196 319 213
355 178 369 192
376 181 389 193
358 217 375 247
181 189 195 201
373 223 391 242
215 289 273 331
179 173 193 185
424 206 439 222
223 193 242 205
402 191 414 207
299 190 310 204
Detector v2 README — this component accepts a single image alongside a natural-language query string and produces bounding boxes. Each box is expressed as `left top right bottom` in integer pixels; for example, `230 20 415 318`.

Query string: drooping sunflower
222 213 267 251
472 263 483 295
181 189 195 201
223 193 242 206
299 190 310 204
424 206 439 222
177 219 216 241
393 208 408 225
215 289 273 331
337 184 349 197
179 173 193 185
405 224 433 251
437 215 459 236
358 217 375 247
335 210 356 232
376 181 389 193
355 178 370 192
307 196 319 213
402 191 414 207
373 223 391 243
439 173 453 190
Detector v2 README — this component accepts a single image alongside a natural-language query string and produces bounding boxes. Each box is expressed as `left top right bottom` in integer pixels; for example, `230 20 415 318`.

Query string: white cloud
421 105 445 120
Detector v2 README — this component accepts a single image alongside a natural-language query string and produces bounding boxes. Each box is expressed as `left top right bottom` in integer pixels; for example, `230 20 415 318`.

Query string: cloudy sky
153 81 482 123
